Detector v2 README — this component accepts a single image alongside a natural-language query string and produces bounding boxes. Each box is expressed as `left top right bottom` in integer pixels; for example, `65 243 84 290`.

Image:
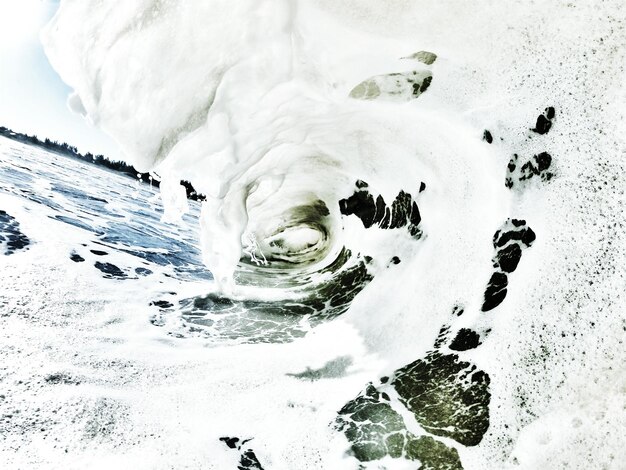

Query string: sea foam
39 1 626 468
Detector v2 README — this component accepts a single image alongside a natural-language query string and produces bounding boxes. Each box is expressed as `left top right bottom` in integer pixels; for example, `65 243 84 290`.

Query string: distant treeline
0 125 205 201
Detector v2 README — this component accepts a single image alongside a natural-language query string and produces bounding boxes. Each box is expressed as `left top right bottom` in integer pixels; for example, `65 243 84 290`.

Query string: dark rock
409 201 421 228
494 220 535 249
135 267 153 275
337 384 407 461
339 190 376 228
482 219 536 311
508 151 553 188
219 437 240 449
532 107 555 134
239 449 264 470
336 383 462 467
534 151 552 172
388 191 412 229
520 226 536 246
434 325 451 348
220 436 264 470
373 195 386 226
90 249 108 256
339 182 423 239
349 69 432 101
405 435 463 470
405 50 438 65
532 114 552 134
390 256 401 265
452 305 465 317
94 262 126 279
495 243 522 273
507 106 555 188
0 210 30 255
519 152 553 181
149 314 165 327
481 272 508 312
70 252 85 263
483 130 493 144
379 207 392 229
391 352 491 446
449 329 481 351
150 300 174 309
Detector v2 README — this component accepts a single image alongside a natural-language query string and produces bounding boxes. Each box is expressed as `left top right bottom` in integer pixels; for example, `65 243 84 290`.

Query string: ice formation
15 0 624 468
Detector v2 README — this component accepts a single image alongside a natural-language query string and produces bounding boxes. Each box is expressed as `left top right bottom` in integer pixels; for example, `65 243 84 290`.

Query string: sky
0 0 122 159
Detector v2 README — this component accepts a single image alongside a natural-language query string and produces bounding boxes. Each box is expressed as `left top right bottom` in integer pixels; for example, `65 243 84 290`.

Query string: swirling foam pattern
32 1 626 469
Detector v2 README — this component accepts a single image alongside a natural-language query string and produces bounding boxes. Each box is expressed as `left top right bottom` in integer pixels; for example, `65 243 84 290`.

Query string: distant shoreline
0 126 204 201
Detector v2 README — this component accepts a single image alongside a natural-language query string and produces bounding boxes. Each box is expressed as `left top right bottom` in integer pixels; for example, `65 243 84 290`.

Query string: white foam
35 0 626 468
